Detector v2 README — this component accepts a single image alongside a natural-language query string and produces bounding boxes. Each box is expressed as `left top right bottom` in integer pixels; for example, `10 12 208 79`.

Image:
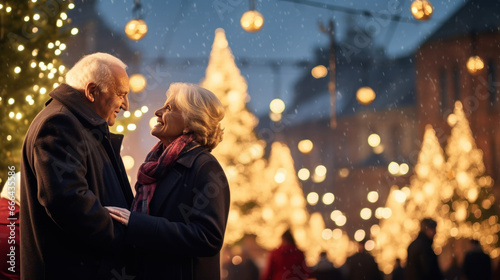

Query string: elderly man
20 53 134 280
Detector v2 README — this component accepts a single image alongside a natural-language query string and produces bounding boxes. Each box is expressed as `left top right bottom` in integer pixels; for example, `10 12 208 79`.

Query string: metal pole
320 19 336 128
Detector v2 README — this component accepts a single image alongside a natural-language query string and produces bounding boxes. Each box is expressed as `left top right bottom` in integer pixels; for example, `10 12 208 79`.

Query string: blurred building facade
271 0 500 239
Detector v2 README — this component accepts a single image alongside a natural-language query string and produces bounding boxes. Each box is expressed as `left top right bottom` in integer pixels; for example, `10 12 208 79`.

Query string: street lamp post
319 20 337 129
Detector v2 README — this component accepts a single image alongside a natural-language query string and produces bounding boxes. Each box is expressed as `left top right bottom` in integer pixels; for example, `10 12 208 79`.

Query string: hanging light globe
240 10 264 33
466 56 484 75
129 73 147 93
125 19 148 41
411 0 433 21
356 87 376 105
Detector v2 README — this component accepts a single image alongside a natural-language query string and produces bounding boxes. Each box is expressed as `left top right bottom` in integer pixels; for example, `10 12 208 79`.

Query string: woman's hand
105 206 131 226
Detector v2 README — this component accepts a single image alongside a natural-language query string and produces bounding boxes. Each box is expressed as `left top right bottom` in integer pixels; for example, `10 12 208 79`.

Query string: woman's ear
183 129 190 135
84 82 98 102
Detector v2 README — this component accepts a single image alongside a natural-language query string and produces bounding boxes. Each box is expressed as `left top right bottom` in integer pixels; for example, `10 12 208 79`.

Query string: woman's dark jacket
20 84 134 280
127 146 230 280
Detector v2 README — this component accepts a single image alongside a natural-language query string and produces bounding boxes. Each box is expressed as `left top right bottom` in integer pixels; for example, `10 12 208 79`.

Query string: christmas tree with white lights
0 0 76 185
405 125 450 250
200 28 268 246
373 186 412 274
374 125 449 273
443 101 500 257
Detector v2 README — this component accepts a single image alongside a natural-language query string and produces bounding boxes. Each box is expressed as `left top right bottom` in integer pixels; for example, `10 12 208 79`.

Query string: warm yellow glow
354 229 366 241
388 162 399 175
149 117 157 129
311 65 328 79
134 110 142 117
141 106 149 113
312 174 326 183
18 45 24 51
322 193 335 205
269 112 282 122
360 208 372 220
298 139 313 154
356 87 376 105
332 228 343 240
127 124 137 131
399 163 409 175
367 191 379 203
307 192 319 205
274 168 286 183
274 192 287 206
297 168 310 181
116 125 124 133
14 66 21 74
232 255 242 265
15 113 22 120
365 240 375 251
411 0 433 20
339 168 349 178
122 155 135 170
394 190 407 203
367 133 381 147
315 165 327 177
321 228 333 240
129 73 147 93
71 28 79 35
269 98 285 114
370 224 380 236
466 56 484 75
335 214 347 226
330 210 342 221
125 19 148 40
240 10 264 32
8 98 14 105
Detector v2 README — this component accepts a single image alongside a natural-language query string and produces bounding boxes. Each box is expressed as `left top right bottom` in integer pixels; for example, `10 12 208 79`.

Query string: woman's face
151 98 185 145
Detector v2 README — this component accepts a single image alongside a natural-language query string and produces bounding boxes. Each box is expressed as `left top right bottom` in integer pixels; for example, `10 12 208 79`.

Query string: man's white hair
65 52 127 93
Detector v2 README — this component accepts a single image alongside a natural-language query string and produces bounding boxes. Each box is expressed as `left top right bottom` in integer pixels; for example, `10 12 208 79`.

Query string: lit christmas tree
0 0 76 185
374 125 448 273
443 101 500 257
405 124 450 251
373 185 412 274
199 28 268 245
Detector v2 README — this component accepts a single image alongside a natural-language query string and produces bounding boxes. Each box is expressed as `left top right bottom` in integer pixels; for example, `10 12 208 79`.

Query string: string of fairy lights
2 3 77 142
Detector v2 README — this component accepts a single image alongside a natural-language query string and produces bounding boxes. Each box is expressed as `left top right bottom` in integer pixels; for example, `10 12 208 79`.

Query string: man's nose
122 95 129 111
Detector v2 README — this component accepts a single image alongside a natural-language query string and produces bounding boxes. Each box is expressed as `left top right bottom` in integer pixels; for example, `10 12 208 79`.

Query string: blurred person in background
260 229 312 280
405 218 443 280
462 239 491 280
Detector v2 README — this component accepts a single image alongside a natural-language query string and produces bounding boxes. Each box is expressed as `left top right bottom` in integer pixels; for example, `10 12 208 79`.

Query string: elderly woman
107 83 230 280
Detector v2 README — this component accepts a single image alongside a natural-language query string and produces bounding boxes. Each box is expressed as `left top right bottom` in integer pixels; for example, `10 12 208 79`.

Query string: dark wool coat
405 232 443 280
127 146 230 280
20 84 134 280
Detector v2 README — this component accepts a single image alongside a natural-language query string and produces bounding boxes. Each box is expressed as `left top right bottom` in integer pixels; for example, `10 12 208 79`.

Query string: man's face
94 65 129 126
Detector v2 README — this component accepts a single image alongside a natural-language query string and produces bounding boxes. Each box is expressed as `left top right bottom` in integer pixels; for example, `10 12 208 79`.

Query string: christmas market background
1 0 500 277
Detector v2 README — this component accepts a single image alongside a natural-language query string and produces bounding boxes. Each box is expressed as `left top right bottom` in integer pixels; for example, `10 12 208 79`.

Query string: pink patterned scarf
131 134 195 214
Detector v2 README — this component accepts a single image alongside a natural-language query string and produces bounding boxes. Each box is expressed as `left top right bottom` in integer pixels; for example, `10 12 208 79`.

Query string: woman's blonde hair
166 83 225 150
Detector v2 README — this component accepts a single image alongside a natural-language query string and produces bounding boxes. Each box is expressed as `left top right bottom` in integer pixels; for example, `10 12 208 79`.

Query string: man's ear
84 82 98 102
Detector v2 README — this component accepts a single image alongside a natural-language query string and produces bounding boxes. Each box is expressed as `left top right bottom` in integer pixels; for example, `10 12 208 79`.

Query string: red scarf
131 134 195 214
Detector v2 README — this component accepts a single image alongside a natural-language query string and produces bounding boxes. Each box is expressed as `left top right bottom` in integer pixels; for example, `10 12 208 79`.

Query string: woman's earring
183 130 189 135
